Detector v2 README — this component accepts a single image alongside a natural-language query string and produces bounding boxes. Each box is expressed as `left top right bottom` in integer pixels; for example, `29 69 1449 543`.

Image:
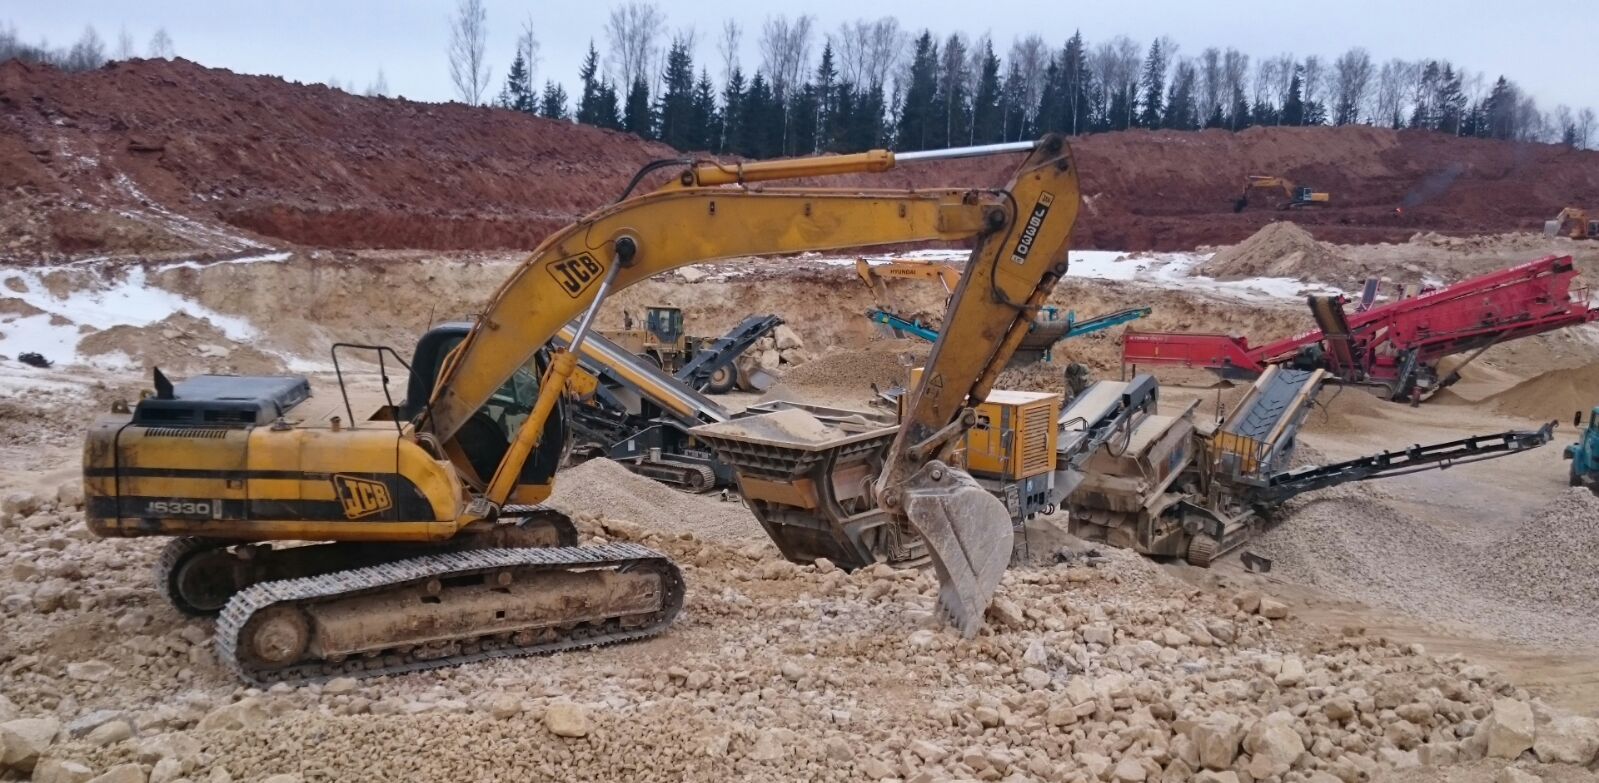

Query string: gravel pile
1479 488 1599 610
1251 485 1599 650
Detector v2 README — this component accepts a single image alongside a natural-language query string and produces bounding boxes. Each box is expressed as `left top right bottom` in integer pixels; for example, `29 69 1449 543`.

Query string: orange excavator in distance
1234 175 1331 212
1546 208 1599 240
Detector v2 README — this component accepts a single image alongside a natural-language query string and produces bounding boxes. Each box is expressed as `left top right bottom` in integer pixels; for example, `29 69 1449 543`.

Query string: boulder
55 482 85 510
1496 769 1541 783
87 765 147 783
1 491 42 517
1484 699 1535 759
84 721 133 747
1258 597 1290 620
31 758 94 783
1112 757 1147 781
1533 714 1599 765
773 325 804 350
0 717 60 771
65 661 114 683
1242 711 1305 776
1187 713 1245 770
543 701 590 738
195 699 267 732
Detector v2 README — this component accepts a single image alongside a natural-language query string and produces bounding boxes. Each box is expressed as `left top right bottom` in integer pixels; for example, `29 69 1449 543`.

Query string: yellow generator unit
907 368 1061 522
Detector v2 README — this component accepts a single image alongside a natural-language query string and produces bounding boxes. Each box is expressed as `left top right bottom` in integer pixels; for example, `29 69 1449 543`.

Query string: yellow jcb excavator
83 136 1082 682
1546 207 1598 240
1233 175 1330 212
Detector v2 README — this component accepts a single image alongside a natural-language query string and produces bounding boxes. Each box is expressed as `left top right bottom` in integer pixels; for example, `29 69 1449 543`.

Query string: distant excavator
1234 175 1330 212
1545 208 1598 240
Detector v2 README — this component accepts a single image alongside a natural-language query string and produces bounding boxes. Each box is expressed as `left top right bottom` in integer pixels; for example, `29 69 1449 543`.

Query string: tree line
0 21 174 70
452 2 1596 155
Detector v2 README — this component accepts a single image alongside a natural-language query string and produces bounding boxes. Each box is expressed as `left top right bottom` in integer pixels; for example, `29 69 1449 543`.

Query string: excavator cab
403 322 567 490
645 306 684 345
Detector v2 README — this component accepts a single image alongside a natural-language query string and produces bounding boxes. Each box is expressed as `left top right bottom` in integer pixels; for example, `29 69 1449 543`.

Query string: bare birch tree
115 26 135 60
759 14 815 101
447 0 491 105
147 28 174 58
517 17 540 96
718 19 742 83
605 2 664 89
1331 47 1373 125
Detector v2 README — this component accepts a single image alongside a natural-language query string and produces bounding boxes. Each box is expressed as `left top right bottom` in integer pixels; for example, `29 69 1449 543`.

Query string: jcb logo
548 254 605 298
334 475 393 519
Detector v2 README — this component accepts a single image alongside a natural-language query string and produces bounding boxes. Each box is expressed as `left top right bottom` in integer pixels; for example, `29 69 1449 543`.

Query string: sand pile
546 457 764 545
77 312 287 376
1200 222 1361 281
1300 385 1389 434
1485 363 1599 420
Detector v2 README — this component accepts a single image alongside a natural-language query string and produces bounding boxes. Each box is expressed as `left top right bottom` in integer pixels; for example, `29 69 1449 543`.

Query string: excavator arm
424 137 1081 633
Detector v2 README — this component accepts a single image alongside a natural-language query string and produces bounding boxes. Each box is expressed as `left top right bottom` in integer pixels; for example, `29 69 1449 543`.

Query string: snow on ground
0 258 275 366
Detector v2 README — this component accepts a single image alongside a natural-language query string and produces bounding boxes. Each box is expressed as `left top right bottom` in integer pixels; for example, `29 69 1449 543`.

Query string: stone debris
542 701 591 739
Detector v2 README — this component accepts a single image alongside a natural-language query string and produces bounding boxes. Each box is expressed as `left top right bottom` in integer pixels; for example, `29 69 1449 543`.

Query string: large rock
1485 699 1535 759
1497 769 1541 783
84 721 133 747
0 717 60 771
87 765 147 783
1187 713 1245 770
543 701 590 738
1 491 42 517
55 481 85 510
1243 711 1305 776
65 661 114 683
773 325 804 350
31 758 94 783
195 698 267 732
1533 714 1599 765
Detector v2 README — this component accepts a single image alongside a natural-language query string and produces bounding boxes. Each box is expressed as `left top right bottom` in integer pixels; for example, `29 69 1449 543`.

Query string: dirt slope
6 58 1599 257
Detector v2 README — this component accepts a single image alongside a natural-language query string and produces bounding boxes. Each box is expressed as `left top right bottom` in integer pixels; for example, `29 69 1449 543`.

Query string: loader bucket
900 460 1014 637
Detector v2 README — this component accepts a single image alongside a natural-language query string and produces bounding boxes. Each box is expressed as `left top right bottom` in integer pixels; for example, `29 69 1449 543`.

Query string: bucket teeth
900 460 1013 637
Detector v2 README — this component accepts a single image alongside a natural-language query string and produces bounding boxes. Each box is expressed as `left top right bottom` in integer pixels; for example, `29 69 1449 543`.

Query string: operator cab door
405 325 567 490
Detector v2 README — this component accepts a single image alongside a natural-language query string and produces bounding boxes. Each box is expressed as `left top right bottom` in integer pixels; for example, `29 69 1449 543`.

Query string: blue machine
867 305 1151 363
1565 407 1599 493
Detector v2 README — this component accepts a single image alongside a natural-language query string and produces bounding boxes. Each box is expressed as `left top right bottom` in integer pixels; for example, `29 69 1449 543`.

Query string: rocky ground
2 456 1598 783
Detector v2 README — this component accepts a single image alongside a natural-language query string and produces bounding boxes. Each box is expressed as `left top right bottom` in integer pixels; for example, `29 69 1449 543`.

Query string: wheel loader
83 136 1084 682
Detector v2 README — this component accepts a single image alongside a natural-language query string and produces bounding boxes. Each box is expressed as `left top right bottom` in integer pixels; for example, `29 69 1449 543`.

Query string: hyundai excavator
83 136 1082 682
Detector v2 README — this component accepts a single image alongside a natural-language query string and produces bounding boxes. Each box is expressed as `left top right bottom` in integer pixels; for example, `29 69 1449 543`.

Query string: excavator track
154 509 578 617
216 543 683 686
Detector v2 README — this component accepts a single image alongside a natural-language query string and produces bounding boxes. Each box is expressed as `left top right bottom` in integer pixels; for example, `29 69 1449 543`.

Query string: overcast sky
10 1 1594 112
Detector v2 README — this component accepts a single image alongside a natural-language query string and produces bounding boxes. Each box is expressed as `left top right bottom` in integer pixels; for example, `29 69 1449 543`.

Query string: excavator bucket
900 460 1014 637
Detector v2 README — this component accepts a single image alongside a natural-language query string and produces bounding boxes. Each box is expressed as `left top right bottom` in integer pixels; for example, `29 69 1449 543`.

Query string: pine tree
741 72 776 158
895 32 940 151
789 83 821 155
691 69 719 151
623 76 653 138
1282 68 1305 126
1484 76 1516 140
498 51 535 112
999 61 1027 141
1231 87 1252 130
1036 60 1065 135
1435 65 1465 135
576 42 605 126
971 40 1003 144
829 82 859 152
539 81 569 119
1207 103 1227 129
1165 62 1198 131
720 68 747 154
1138 40 1166 128
855 85 888 150
932 34 971 148
656 40 696 150
1062 32 1091 135
595 81 623 130
814 43 838 152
